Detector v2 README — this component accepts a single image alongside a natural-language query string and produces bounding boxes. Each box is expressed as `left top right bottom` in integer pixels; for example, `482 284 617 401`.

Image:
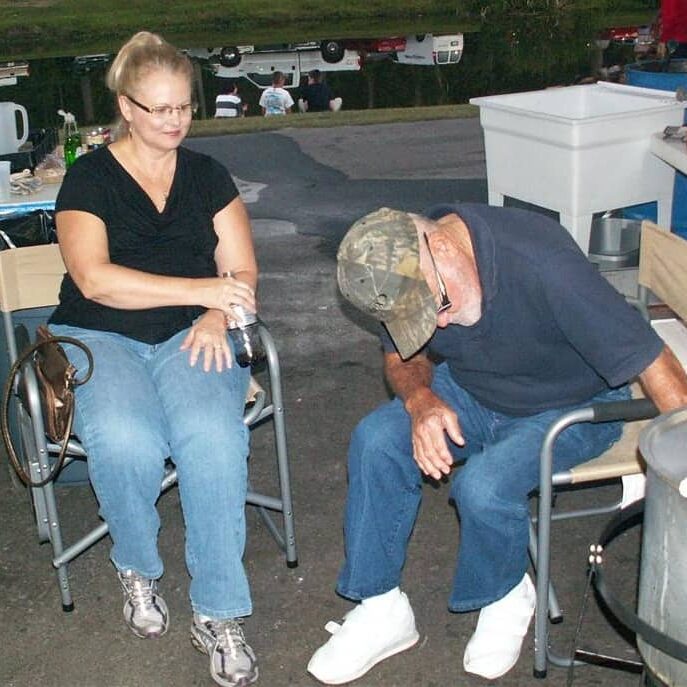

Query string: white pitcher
0 102 29 155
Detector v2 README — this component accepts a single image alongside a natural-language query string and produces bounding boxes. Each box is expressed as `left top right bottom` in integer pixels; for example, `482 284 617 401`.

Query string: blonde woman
49 31 259 687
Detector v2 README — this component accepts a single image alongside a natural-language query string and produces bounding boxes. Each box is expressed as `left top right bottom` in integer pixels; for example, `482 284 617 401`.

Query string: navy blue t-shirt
302 81 333 112
50 145 239 344
381 203 663 416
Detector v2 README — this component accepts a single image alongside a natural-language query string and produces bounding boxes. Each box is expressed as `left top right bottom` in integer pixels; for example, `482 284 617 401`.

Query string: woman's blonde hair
107 31 194 136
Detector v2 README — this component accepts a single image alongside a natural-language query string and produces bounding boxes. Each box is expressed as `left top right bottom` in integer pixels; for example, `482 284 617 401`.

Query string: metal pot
638 408 687 686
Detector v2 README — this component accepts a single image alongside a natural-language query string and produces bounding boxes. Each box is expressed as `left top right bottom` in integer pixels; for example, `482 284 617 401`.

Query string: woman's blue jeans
336 362 629 612
50 324 251 620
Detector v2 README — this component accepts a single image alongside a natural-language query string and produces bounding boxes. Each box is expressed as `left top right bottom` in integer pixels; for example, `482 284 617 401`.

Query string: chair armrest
589 398 658 424
539 398 659 489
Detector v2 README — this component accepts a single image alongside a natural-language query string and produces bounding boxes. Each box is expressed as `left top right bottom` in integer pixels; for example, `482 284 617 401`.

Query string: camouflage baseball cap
337 207 436 359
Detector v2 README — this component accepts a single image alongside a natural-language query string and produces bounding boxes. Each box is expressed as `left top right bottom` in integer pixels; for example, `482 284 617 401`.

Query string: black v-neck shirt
50 145 239 344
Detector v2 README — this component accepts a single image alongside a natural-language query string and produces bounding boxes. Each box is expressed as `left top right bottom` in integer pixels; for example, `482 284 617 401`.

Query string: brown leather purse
2 325 93 487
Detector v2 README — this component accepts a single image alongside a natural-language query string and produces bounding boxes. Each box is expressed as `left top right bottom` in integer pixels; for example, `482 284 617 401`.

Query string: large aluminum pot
638 407 687 686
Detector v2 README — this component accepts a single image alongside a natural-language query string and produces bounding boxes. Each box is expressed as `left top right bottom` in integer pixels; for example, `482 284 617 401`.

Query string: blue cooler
624 60 687 239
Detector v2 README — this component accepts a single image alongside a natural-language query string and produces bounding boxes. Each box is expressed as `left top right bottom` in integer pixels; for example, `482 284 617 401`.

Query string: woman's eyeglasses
423 233 452 313
126 94 198 119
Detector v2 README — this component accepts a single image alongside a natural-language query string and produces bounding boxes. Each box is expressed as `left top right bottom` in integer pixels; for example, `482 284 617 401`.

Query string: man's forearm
384 352 434 413
639 345 687 413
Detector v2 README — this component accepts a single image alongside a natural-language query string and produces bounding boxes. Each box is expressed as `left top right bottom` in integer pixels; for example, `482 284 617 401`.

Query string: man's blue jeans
50 324 251 620
336 362 629 612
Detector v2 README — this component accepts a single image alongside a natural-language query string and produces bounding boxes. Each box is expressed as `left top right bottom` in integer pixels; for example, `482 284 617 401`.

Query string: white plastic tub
470 83 687 252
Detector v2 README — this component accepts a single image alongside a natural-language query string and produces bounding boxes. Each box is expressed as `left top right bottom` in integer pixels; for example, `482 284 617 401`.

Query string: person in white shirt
259 71 294 116
214 81 246 118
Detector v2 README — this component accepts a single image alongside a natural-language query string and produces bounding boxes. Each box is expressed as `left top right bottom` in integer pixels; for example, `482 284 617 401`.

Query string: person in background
258 71 294 116
658 0 687 59
307 204 687 685
297 69 343 113
49 30 260 687
215 80 247 118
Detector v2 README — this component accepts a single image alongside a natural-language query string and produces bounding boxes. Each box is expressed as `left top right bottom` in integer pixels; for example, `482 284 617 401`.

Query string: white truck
393 34 464 66
0 61 29 87
187 42 360 88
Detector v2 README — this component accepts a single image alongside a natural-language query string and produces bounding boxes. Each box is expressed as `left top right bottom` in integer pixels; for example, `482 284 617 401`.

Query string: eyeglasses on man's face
423 233 452 314
126 94 198 120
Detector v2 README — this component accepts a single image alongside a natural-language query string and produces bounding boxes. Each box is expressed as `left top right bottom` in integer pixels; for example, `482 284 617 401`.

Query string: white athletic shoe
463 573 536 680
307 588 420 685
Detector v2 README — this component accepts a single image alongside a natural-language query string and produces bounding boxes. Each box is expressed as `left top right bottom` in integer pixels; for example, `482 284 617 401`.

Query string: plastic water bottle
222 273 265 367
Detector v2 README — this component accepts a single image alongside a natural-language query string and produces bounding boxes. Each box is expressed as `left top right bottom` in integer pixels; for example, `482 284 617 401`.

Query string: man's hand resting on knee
384 351 464 480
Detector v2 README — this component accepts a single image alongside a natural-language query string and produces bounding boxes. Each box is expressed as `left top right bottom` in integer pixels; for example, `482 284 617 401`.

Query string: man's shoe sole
464 646 522 680
308 631 420 685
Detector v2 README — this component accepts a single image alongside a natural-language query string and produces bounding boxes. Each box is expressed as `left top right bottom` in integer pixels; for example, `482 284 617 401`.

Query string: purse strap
1 332 93 488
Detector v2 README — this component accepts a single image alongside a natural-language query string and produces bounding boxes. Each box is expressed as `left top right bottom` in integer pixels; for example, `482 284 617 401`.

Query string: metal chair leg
260 325 298 567
528 520 562 623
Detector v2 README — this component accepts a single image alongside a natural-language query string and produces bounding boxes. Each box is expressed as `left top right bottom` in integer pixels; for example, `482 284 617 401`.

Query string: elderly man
307 204 687 684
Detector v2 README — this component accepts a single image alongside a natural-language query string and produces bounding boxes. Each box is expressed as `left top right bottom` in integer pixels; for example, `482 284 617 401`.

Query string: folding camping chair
531 220 687 677
0 243 297 611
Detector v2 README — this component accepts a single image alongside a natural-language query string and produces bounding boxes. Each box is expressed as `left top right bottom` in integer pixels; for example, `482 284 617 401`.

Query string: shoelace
123 575 156 608
212 619 246 661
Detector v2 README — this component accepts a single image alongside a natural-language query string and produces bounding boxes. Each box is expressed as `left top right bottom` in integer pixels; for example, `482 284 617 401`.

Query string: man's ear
430 230 454 258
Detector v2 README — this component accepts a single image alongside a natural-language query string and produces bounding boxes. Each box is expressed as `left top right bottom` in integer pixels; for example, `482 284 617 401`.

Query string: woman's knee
77 407 167 470
172 415 249 473
163 378 249 453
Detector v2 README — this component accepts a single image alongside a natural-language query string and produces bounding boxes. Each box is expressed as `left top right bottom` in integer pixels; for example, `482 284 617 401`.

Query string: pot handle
591 501 687 664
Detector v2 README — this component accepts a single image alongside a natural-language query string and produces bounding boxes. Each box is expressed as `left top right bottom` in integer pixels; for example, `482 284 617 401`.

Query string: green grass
0 0 468 60
0 0 655 60
186 104 479 137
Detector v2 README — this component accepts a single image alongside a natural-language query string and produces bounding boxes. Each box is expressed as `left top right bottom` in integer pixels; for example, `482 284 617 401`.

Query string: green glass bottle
64 130 82 168
59 110 82 169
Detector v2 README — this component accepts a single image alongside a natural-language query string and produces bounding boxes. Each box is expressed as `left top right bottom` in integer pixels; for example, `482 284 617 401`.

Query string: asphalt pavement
0 118 647 687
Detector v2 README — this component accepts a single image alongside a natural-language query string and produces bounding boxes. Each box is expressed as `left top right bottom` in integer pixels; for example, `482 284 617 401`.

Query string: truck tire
320 40 345 63
219 47 241 68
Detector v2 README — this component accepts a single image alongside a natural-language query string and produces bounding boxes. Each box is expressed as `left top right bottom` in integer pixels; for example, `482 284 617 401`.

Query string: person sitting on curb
258 71 294 116
308 204 687 684
214 80 248 118
297 69 342 113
